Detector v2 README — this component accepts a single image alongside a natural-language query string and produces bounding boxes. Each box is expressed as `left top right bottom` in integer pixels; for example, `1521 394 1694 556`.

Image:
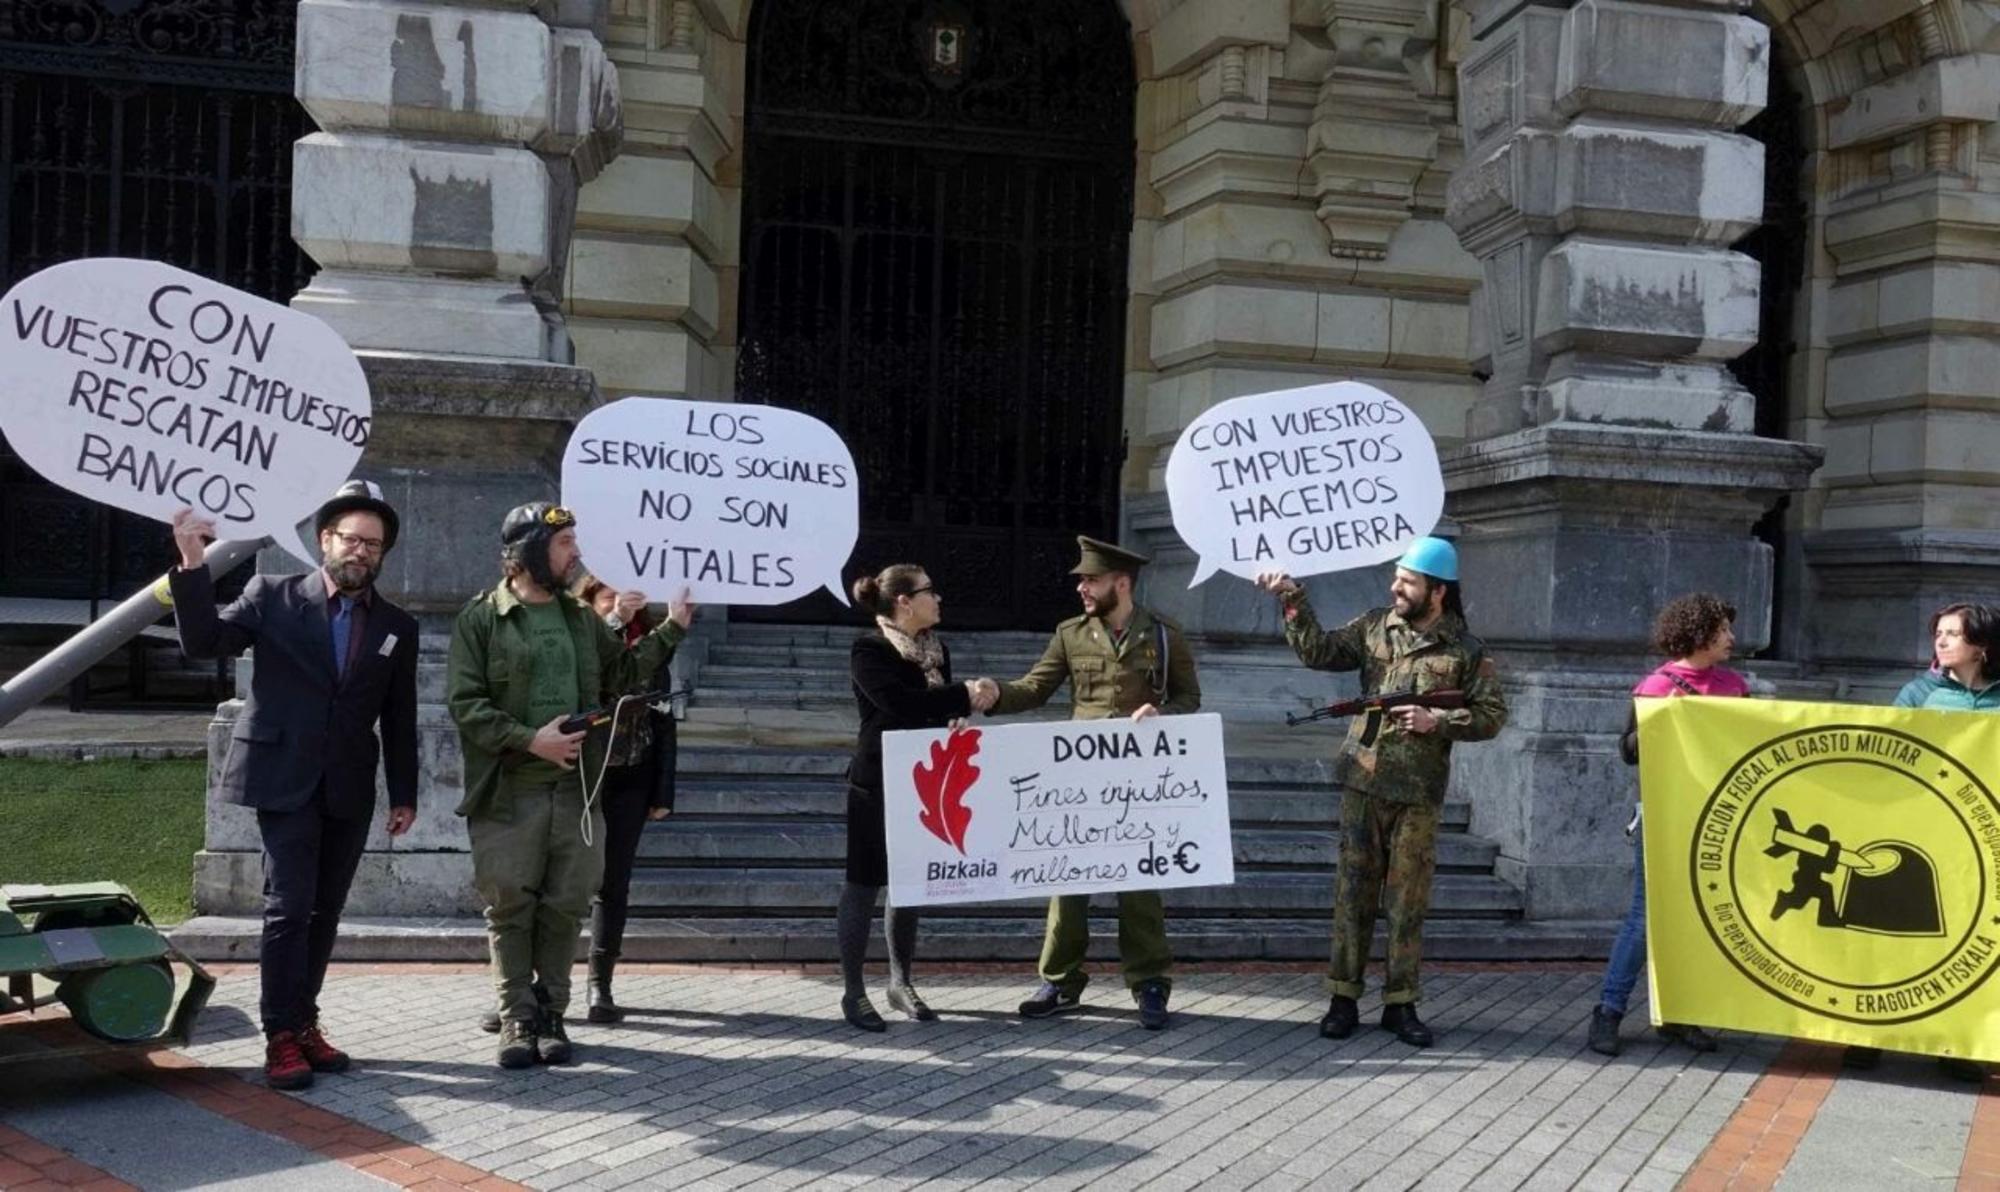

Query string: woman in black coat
841 563 996 1030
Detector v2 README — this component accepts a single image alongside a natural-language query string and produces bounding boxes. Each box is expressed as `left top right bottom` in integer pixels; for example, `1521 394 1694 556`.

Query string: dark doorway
0 0 311 601
1729 42 1809 658
736 0 1136 629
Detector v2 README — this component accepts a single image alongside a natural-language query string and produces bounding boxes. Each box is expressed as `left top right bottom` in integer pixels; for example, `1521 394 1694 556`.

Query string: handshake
963 676 1001 713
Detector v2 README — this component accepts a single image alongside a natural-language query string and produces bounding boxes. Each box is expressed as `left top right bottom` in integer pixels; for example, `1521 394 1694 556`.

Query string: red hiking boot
297 1022 352 1073
265 1031 315 1090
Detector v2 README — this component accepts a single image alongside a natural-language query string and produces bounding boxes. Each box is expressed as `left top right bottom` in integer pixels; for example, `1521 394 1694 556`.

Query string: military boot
537 1016 574 1065
586 952 623 1024
1381 1003 1434 1048
1319 995 1359 1040
496 1019 537 1070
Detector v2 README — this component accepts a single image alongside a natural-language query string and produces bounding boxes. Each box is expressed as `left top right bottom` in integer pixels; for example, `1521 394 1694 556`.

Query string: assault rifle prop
1285 689 1466 746
560 687 691 734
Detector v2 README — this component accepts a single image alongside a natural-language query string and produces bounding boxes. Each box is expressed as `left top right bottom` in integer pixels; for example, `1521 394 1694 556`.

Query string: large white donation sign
882 714 1235 908
0 258 371 564
1165 380 1443 585
561 397 859 606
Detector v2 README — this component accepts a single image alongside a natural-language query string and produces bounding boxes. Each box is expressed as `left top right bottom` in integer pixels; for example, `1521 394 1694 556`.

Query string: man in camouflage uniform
987 536 1201 1030
1257 536 1505 1046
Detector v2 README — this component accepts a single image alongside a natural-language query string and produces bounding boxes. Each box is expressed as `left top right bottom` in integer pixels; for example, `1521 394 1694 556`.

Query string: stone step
637 819 1499 871
667 782 1473 830
719 625 1053 651
174 914 1615 963
704 643 1049 668
620 867 1522 917
673 748 1348 788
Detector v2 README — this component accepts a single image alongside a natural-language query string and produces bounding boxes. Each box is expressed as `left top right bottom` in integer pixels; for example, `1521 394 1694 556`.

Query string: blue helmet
1397 536 1458 582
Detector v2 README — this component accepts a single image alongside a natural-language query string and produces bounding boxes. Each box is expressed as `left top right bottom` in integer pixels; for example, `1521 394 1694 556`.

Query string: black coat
171 565 419 819
845 631 972 885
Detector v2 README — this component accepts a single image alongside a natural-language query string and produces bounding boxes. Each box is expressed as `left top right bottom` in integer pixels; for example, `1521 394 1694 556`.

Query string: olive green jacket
1282 594 1506 806
446 580 684 819
994 607 1201 721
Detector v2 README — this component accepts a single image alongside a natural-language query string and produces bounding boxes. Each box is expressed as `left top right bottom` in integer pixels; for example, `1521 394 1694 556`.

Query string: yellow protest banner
1639 697 2000 1062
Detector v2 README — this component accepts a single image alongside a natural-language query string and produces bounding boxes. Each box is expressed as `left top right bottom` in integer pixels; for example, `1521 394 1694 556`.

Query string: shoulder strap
1663 670 1701 697
1152 621 1170 703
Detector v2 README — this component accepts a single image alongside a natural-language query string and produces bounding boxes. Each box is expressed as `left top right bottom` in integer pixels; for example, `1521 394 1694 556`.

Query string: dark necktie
330 596 354 679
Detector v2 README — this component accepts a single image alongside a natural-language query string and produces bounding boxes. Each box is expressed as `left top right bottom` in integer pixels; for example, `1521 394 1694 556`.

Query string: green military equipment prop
0 882 214 1059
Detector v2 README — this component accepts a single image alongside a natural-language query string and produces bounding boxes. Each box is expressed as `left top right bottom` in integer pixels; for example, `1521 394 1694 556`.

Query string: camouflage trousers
1328 789 1440 1005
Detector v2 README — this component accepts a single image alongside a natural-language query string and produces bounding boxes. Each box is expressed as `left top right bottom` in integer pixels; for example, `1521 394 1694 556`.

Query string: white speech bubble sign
0 258 370 564
562 397 859 606
1165 380 1444 587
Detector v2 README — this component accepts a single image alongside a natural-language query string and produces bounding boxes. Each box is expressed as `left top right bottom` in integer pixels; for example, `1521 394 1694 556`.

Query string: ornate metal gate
0 0 309 600
736 0 1136 629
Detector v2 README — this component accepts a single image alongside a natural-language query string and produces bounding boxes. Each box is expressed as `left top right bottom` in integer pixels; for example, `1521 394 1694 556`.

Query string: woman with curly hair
1588 592 1747 1057
1845 601 1997 1081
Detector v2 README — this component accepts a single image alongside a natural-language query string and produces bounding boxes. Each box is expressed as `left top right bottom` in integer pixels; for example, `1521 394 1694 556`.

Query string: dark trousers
255 792 372 1036
591 763 654 958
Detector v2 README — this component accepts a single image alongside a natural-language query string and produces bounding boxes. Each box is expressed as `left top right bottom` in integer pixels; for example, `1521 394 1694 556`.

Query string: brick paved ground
3 964 1995 1190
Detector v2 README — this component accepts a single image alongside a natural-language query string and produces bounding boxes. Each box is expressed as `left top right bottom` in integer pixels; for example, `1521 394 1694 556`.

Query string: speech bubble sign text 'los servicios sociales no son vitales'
1165 381 1444 587
0 258 370 565
562 397 859 607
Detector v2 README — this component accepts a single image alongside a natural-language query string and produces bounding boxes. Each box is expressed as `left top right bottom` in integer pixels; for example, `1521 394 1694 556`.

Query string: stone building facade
538 0 1996 915
162 0 1998 934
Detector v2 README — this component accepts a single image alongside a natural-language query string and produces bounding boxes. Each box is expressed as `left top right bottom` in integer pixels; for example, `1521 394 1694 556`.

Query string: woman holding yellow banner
1589 593 1747 1057
1843 601 1999 1081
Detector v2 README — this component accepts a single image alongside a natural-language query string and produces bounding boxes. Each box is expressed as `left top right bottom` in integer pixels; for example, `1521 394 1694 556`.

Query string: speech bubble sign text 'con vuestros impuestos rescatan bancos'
0 258 370 565
1165 381 1444 587
561 397 859 606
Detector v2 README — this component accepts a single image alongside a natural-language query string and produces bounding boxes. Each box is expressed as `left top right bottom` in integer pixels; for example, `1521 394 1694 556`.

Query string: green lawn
0 758 207 923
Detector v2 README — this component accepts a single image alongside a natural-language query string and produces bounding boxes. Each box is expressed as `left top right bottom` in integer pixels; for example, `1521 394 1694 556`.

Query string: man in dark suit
170 480 419 1089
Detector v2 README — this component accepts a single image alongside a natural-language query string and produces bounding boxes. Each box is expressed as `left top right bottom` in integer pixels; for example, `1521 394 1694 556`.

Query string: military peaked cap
1070 535 1150 576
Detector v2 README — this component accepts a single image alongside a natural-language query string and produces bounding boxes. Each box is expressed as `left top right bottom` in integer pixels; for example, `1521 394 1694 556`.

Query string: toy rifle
1285 689 1466 746
559 686 691 734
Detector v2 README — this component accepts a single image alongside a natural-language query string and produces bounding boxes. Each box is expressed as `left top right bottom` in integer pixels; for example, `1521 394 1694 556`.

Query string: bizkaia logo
913 726 981 855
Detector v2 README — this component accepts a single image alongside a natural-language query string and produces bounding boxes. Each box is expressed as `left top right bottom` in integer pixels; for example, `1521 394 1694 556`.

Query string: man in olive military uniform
1256 536 1505 1047
986 536 1201 1030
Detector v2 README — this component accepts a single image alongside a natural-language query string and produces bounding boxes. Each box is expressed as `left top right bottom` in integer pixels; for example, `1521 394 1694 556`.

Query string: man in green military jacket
987 536 1201 1030
1256 536 1505 1047
447 502 692 1070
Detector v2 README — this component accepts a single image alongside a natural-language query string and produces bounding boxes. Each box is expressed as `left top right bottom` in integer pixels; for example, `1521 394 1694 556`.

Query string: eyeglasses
543 505 576 528
327 530 385 554
909 585 939 599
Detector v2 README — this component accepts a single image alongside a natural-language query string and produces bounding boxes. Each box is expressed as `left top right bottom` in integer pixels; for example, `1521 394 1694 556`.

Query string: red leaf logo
913 726 981 854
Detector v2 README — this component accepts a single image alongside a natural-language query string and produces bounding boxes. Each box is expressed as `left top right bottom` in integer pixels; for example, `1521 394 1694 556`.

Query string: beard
326 556 379 593
1084 586 1123 619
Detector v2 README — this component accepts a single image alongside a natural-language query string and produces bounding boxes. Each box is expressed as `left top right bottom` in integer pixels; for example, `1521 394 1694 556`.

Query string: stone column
1129 0 1481 640
1442 0 1822 917
188 1 627 932
1801 13 2000 692
562 0 731 399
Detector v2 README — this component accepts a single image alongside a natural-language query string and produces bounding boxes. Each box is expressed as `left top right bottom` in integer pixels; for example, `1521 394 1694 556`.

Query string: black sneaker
497 1019 537 1069
1381 1003 1434 1048
1656 1022 1717 1053
1018 982 1082 1019
1135 982 1170 1031
1588 1007 1623 1056
536 1016 574 1065
1319 995 1358 1039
